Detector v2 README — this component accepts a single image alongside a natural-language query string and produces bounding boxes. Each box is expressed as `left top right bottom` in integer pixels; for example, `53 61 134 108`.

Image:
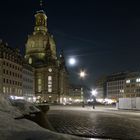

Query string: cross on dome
40 0 43 8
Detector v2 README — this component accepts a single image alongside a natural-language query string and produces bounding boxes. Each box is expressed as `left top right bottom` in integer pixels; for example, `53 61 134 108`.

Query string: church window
38 78 42 84
43 41 47 48
48 68 52 72
48 85 52 88
38 85 42 92
48 76 52 93
48 88 52 93
31 42 34 48
48 76 52 81
29 58 32 64
48 81 52 84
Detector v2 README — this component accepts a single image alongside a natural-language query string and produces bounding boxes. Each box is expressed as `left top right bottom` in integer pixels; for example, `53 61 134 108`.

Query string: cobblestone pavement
47 106 140 140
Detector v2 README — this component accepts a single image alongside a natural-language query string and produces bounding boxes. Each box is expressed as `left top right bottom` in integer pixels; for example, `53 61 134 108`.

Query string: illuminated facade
125 72 140 97
95 76 107 99
106 72 127 100
0 40 23 96
0 40 35 100
68 85 84 103
25 10 69 103
22 63 35 101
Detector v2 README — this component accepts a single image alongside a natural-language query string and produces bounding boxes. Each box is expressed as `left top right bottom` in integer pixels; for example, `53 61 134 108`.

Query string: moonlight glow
68 57 76 66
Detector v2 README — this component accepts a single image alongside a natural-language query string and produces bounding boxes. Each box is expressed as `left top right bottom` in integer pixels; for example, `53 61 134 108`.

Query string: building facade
106 72 128 100
96 72 140 101
125 72 140 97
25 10 69 103
0 40 23 97
95 76 107 99
22 63 35 101
68 85 84 103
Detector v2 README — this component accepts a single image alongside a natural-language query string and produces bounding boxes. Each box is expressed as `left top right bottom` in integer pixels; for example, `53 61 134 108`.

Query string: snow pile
0 95 84 140
0 95 22 118
10 99 40 115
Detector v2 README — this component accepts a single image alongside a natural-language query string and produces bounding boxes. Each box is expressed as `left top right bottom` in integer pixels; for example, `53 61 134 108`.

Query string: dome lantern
34 10 48 34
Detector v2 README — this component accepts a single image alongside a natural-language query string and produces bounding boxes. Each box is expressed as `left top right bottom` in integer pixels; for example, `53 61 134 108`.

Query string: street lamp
91 89 97 97
91 89 97 109
79 70 86 79
79 69 87 105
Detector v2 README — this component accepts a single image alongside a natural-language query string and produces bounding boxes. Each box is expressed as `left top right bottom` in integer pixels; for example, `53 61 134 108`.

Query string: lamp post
79 69 87 106
67 57 87 105
91 89 97 109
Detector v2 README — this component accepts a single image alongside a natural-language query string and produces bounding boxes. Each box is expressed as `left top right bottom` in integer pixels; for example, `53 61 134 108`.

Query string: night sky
0 0 140 87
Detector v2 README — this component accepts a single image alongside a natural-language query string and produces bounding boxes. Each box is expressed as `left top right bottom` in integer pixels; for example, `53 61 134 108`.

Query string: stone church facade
25 10 69 103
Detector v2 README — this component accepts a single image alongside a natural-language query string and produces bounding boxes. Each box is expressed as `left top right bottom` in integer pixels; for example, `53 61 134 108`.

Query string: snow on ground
0 95 85 140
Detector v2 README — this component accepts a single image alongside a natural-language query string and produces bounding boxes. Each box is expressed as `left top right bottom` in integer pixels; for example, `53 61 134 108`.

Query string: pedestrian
92 99 95 109
82 101 85 108
93 102 95 109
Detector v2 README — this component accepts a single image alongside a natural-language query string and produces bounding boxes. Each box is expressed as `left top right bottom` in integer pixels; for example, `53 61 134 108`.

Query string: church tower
24 2 69 103
25 9 56 66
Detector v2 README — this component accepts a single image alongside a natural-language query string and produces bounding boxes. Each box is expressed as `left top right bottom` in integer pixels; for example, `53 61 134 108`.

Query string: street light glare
91 89 97 96
69 57 76 66
80 70 86 78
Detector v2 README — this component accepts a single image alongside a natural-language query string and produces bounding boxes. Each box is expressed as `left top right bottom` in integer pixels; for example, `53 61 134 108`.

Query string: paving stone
47 106 140 139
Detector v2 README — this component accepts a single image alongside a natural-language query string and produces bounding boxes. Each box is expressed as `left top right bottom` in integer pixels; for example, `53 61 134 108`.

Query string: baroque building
0 40 23 97
0 40 35 100
25 10 69 103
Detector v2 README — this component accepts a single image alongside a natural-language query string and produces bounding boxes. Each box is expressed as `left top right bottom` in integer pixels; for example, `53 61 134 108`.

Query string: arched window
29 57 32 64
48 76 52 93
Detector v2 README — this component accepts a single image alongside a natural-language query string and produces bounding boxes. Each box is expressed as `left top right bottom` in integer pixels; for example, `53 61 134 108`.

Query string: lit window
48 81 52 84
136 78 140 83
29 58 32 64
3 87 6 93
48 85 52 88
48 88 52 93
38 78 42 84
48 76 52 81
48 76 52 93
38 85 42 92
126 80 130 84
48 68 52 72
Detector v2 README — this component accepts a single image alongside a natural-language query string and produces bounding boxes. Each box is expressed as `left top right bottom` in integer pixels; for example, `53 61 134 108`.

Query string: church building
25 8 69 103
